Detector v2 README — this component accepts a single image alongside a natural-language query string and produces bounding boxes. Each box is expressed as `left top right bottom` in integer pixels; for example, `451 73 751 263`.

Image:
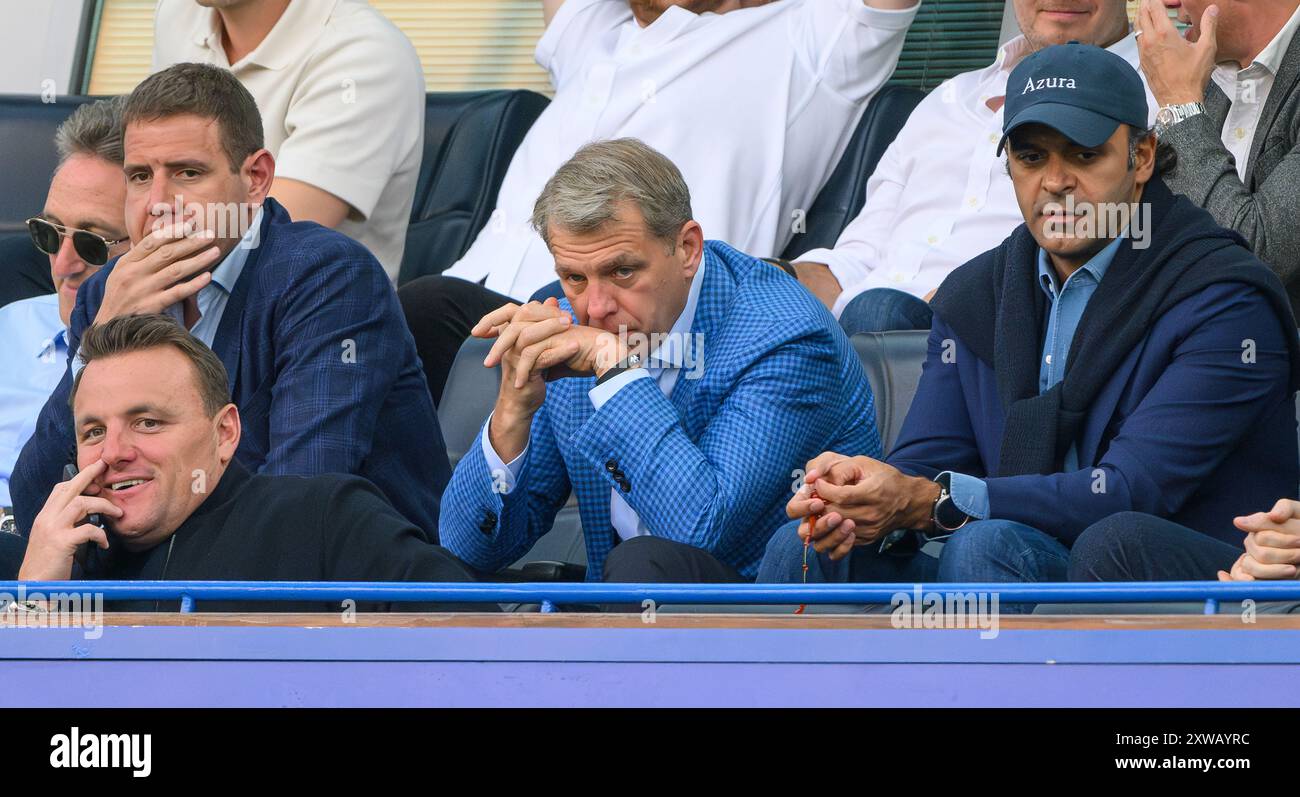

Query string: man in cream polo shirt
153 0 425 281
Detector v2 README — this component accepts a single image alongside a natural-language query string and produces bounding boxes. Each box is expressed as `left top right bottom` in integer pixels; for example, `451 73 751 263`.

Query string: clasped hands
1218 499 1300 581
785 452 941 562
472 297 634 390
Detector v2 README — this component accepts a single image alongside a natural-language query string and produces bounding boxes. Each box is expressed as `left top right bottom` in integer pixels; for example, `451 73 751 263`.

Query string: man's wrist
592 332 633 380
905 476 941 532
488 403 534 461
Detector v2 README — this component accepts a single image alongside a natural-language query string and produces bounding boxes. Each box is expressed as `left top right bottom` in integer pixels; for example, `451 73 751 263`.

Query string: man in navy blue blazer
10 63 450 540
760 44 1299 592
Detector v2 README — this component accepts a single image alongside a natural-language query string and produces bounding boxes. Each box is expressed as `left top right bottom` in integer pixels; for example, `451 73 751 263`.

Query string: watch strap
595 352 644 386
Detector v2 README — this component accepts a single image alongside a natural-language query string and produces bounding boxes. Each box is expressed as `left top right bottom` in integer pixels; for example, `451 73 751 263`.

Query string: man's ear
678 220 704 278
1134 131 1157 187
213 404 241 464
241 148 276 204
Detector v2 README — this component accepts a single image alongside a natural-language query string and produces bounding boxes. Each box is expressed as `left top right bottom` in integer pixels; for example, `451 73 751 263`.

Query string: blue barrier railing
3 580 1300 614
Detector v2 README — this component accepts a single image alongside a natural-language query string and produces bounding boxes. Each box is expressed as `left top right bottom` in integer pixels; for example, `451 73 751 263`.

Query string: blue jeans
837 287 933 336
757 519 1068 614
757 519 938 584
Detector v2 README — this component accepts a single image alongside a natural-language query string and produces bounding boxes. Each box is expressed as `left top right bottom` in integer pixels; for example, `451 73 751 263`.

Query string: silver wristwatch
1156 102 1206 133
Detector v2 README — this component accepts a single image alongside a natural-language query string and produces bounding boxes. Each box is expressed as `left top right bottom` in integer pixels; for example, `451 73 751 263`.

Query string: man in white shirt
1136 0 1300 318
402 0 919 404
0 98 129 575
153 0 426 280
792 0 1154 333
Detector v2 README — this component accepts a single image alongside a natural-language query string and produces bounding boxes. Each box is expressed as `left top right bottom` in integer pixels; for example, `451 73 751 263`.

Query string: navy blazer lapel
211 204 275 392
1073 344 1142 468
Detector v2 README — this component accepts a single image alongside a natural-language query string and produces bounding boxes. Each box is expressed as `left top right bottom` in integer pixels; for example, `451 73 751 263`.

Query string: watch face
1156 107 1174 126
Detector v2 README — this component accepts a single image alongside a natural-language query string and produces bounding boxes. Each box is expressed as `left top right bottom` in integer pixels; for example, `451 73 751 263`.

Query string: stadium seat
436 336 587 580
780 85 925 258
437 336 500 470
0 232 54 309
852 330 928 456
399 89 550 285
0 94 95 236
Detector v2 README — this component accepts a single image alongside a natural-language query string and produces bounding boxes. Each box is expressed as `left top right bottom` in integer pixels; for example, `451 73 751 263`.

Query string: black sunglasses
26 217 127 267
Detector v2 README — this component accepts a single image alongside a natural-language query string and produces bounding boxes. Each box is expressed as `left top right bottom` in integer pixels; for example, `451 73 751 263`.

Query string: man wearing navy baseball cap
758 44 1300 597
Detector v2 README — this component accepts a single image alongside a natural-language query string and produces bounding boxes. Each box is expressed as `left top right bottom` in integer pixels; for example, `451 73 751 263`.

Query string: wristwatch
1156 102 1206 133
595 351 644 386
931 473 971 533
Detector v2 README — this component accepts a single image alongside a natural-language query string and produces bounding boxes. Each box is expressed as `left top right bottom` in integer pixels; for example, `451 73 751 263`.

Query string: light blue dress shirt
70 209 260 380
943 234 1126 521
482 258 708 540
0 294 68 506
166 208 261 345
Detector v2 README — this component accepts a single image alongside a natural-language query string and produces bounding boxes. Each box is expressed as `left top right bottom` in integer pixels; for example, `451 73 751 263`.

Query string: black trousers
602 536 745 583
397 275 513 406
600 536 744 613
1068 511 1241 581
0 531 25 580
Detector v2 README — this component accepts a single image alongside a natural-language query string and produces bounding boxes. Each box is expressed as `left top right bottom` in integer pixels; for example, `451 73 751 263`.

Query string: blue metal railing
3 580 1300 614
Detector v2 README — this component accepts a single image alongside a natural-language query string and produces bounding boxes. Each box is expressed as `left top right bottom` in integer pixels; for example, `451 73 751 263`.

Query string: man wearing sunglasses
0 98 129 576
10 62 450 549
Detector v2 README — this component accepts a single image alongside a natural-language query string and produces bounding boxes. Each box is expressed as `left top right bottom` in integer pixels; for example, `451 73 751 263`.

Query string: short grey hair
531 138 693 251
54 96 127 167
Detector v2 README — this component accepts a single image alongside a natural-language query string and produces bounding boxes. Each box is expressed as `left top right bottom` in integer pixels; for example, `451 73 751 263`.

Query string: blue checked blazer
439 240 882 580
11 199 450 539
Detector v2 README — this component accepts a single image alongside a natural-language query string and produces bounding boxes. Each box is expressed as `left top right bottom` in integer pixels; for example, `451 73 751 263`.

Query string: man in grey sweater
1137 0 1300 318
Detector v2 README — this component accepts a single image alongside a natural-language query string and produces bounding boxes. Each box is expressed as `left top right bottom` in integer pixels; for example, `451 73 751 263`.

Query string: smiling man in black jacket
16 314 482 613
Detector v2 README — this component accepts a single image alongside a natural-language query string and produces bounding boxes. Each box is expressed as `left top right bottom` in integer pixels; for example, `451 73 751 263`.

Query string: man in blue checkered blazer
439 138 880 582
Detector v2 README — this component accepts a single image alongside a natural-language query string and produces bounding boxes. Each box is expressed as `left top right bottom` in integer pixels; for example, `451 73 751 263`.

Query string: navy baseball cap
998 42 1148 155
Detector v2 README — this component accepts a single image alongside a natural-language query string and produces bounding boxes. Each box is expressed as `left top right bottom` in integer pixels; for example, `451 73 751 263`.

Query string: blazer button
605 459 619 472
479 511 497 535
619 479 631 493
612 469 626 480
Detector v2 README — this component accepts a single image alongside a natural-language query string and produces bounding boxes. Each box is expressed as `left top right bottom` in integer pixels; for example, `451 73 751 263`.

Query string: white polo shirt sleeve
535 0 631 89
789 0 920 103
272 20 425 223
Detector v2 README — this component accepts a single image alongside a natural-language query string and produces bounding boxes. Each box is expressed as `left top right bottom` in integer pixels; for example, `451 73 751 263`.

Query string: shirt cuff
588 368 652 410
797 246 873 318
480 412 527 494
939 471 990 521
